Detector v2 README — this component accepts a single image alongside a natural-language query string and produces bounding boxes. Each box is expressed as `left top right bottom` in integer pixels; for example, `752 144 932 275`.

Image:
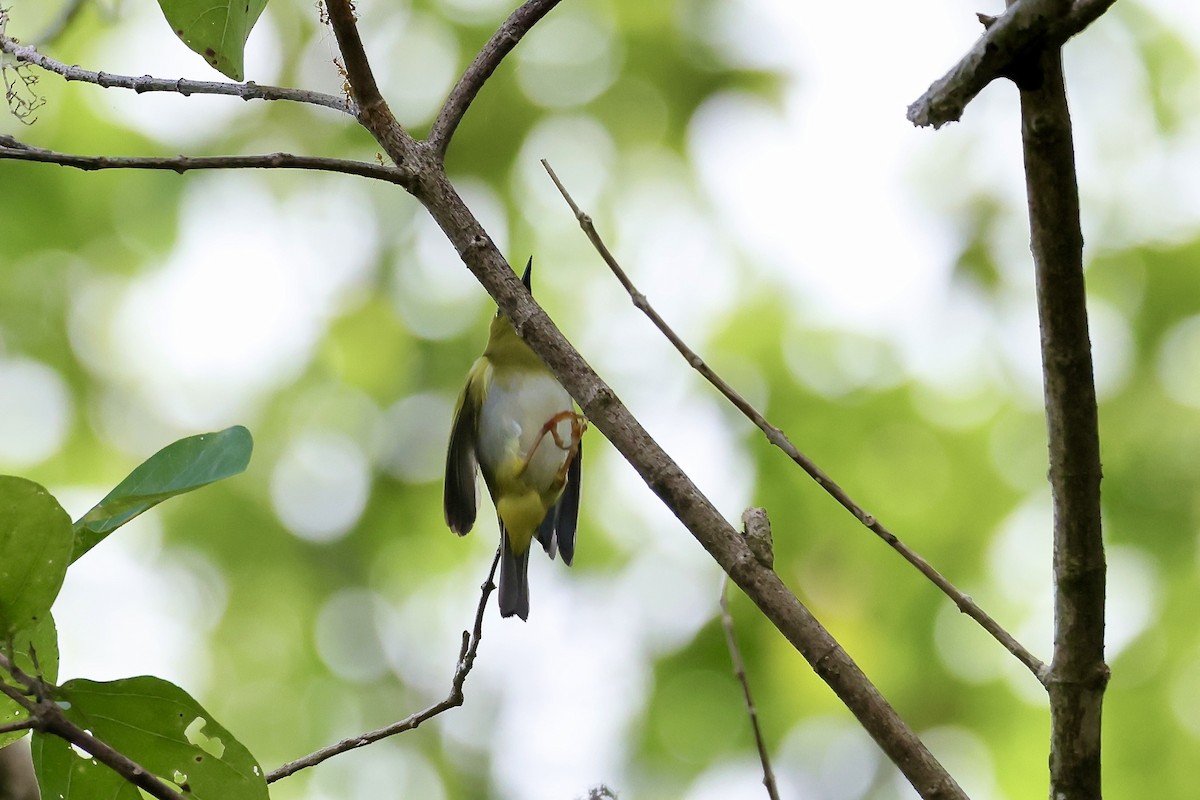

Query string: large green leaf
72 426 253 563
0 613 59 749
156 0 269 81
0 478 72 637
30 676 267 800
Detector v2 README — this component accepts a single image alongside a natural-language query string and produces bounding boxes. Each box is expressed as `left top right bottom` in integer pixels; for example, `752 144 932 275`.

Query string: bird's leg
516 411 587 478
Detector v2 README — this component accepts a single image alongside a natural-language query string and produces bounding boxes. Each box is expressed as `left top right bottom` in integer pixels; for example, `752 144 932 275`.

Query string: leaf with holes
31 676 267 799
72 425 253 563
0 477 72 637
156 0 269 81
0 612 59 749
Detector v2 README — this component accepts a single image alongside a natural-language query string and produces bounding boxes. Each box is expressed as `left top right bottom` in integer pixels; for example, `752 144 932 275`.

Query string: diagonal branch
1017 44 1107 800
0 134 418 187
266 550 500 782
427 0 563 160
907 0 1119 129
0 653 186 800
541 158 1048 681
322 0 423 169
0 34 354 114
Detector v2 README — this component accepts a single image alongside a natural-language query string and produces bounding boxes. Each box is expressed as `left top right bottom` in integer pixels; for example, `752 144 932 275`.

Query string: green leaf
156 0 269 81
0 613 59 749
0 477 72 637
72 426 253 563
31 676 267 800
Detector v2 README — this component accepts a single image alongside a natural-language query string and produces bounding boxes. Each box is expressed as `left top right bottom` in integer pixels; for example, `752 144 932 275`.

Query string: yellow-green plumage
444 259 583 620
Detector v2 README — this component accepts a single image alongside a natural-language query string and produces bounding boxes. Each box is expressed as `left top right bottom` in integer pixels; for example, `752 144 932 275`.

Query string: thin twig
719 585 778 800
427 0 563 160
0 34 354 114
1016 42 1107 798
0 718 35 735
0 653 186 800
907 0 1119 129
0 134 417 186
266 550 501 782
541 158 1048 682
720 510 779 800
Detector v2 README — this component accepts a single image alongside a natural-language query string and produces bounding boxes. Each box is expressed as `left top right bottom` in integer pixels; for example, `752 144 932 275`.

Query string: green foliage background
2 0 1199 798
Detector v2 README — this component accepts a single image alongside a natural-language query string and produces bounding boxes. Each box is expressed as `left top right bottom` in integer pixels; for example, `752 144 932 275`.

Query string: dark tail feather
555 437 582 566
535 506 558 559
498 530 531 620
535 437 582 564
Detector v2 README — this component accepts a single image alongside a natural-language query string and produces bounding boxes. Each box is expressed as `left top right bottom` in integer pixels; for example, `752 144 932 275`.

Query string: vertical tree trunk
1018 45 1109 799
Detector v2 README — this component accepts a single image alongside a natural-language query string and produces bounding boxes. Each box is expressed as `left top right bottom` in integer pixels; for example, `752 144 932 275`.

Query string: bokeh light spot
1157 314 1200 408
271 431 370 542
314 588 389 683
0 357 72 467
376 392 454 483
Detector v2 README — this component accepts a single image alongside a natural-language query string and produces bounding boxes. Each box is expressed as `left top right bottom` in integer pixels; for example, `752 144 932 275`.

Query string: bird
443 258 585 620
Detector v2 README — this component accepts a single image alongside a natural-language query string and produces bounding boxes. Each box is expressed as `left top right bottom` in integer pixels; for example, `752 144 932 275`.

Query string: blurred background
1 0 1198 797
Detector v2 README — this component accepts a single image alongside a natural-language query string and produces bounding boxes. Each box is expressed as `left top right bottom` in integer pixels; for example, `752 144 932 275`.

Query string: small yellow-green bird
444 258 585 620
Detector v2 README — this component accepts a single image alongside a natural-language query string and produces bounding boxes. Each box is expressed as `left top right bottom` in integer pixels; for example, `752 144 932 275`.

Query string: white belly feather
477 370 575 493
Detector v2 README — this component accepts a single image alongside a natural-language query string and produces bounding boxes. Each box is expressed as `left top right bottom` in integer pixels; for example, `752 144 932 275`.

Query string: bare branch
720 510 779 800
1017 45 1107 798
427 0 563 160
266 550 500 782
323 0 423 169
0 653 186 800
0 718 35 735
540 158 1048 682
907 0 1119 129
0 34 354 114
0 134 417 186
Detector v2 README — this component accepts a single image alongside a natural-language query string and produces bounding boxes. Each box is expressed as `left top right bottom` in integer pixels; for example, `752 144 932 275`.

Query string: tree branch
540 159 1048 681
0 653 186 800
427 0 563 160
0 134 417 186
721 510 780 800
0 718 35 735
266 551 500 782
907 0 1118 129
321 0 424 170
0 33 354 114
1017 44 1108 800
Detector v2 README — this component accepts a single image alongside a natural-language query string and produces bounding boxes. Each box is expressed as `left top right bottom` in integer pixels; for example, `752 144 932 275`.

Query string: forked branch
907 0 1119 129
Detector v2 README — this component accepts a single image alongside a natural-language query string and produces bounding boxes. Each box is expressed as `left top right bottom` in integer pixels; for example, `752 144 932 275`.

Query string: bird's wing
537 437 582 565
556 436 582 565
444 360 486 535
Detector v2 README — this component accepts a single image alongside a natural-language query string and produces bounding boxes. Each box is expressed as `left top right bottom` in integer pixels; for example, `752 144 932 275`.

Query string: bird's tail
498 530 531 620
